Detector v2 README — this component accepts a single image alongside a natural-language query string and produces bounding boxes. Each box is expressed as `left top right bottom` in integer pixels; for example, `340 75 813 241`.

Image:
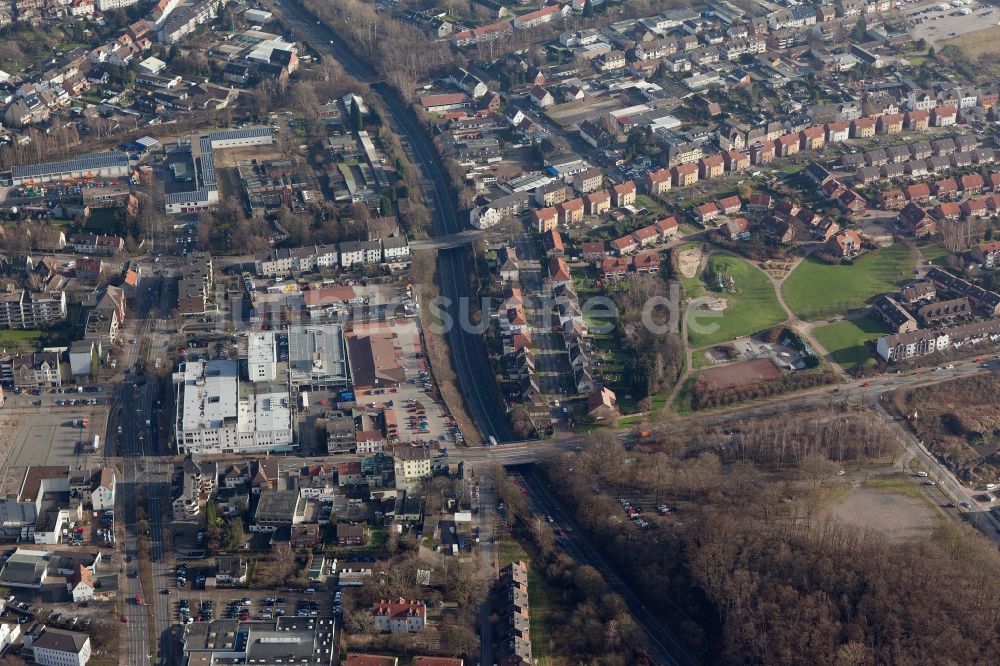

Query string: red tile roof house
905 110 929 130
654 216 679 238
632 225 658 247
511 331 532 352
720 217 750 241
931 105 958 127
716 195 742 215
548 256 572 285
876 113 904 135
972 241 1000 268
610 235 637 255
723 150 750 172
751 140 776 165
776 133 800 157
932 178 958 197
672 162 699 186
583 190 611 215
632 251 661 274
371 598 427 633
827 229 863 259
698 154 725 179
960 173 985 194
694 202 721 223
611 180 637 207
961 197 989 218
825 122 850 143
644 168 672 195
746 193 772 213
850 117 876 138
879 189 906 210
989 195 1000 212
530 207 558 233
932 202 961 221
420 93 471 113
904 182 932 203
582 242 606 263
989 173 1000 192
557 198 585 224
898 202 936 237
800 126 826 150
600 257 630 280
543 229 564 256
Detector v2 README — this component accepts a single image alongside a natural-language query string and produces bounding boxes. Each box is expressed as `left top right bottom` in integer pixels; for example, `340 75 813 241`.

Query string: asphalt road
276 0 516 444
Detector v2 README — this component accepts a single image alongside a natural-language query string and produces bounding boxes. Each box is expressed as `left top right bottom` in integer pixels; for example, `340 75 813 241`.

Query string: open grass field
920 243 953 266
812 315 886 370
782 244 913 320
0 329 42 351
687 253 787 347
942 24 1000 60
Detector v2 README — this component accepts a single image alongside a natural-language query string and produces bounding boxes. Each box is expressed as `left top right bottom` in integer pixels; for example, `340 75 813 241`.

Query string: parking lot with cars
168 570 337 627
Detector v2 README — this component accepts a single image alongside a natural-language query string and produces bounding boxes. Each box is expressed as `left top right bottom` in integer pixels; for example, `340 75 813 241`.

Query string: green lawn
0 329 42 350
921 244 952 266
687 253 787 347
782 244 913 320
812 315 886 370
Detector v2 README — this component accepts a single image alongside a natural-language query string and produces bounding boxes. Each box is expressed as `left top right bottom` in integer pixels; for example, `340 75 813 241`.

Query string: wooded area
536 409 1000 664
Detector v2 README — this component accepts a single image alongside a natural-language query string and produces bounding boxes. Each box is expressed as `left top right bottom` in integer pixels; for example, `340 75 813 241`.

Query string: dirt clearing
826 481 941 544
677 247 703 278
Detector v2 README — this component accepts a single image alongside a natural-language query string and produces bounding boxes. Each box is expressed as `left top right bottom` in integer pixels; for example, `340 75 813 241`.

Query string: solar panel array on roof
11 151 129 180
199 137 216 189
165 189 211 204
208 127 273 143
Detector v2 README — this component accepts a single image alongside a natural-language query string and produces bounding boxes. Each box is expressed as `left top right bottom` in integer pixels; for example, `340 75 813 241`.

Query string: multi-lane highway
106 273 175 666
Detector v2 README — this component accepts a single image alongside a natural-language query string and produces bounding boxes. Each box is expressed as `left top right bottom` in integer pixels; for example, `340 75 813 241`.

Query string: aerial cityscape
0 0 995 663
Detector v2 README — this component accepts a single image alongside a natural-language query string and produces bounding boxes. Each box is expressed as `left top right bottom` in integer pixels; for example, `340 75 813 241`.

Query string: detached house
905 110 929 131
611 181 636 207
372 599 426 633
531 207 558 233
672 163 699 187
723 150 750 172
557 198 584 225
800 126 825 150
583 190 610 215
850 117 876 138
699 154 725 179
898 202 936 237
931 105 957 127
645 169 672 195
828 229 863 258
876 113 903 135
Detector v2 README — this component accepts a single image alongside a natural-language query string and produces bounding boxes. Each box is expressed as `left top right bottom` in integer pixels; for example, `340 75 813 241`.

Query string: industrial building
165 128 273 214
287 324 350 388
9 151 129 186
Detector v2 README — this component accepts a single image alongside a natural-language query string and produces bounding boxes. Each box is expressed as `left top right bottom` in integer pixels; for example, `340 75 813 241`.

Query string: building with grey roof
287 324 349 388
28 627 91 666
10 152 129 186
182 617 335 666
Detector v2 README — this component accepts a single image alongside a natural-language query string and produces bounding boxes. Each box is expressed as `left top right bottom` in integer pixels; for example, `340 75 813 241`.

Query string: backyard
687 252 787 348
812 315 887 370
782 244 914 320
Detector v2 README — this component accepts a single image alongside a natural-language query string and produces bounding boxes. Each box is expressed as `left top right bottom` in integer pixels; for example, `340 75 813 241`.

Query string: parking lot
0 410 109 484
351 318 460 446
906 1 997 43
168 568 338 627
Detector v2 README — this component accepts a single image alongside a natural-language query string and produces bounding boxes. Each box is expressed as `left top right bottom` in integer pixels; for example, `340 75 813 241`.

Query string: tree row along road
278 0 514 442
